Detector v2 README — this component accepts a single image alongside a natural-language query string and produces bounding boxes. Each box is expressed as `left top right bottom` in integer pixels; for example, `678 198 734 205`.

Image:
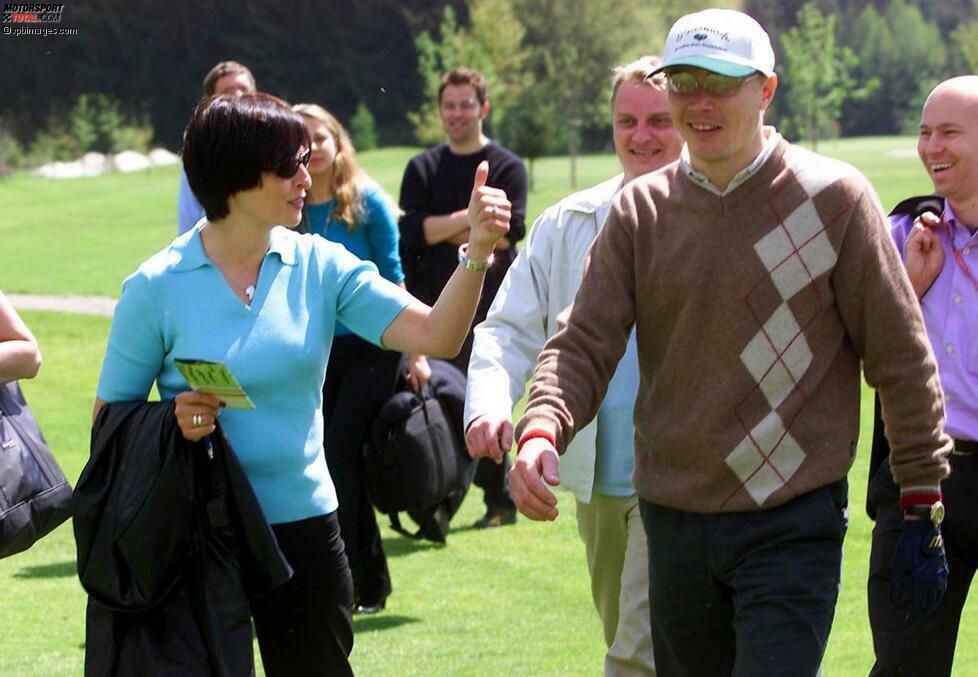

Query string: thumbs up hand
466 160 510 261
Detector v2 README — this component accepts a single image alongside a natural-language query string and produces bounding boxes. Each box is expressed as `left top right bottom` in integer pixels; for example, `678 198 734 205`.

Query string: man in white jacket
464 56 682 676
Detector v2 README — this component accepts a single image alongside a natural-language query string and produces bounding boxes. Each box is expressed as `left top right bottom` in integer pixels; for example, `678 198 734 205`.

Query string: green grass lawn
1 311 605 676
2 137 974 675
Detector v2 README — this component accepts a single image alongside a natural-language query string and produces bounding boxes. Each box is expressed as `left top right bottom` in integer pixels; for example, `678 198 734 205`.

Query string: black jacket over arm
74 401 292 676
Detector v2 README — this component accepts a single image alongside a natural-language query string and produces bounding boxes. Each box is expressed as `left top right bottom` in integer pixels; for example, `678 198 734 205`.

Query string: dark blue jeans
639 480 848 677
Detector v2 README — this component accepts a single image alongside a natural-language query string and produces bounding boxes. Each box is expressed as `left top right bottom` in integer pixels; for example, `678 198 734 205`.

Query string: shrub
112 121 154 154
349 102 378 151
0 118 23 175
24 94 155 167
68 94 123 154
26 121 81 166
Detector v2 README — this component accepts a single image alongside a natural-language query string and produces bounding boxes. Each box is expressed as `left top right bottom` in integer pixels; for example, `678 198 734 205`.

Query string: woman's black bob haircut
182 92 310 222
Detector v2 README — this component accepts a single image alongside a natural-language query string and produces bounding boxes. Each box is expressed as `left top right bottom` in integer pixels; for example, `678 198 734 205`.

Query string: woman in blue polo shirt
293 103 402 615
94 93 511 677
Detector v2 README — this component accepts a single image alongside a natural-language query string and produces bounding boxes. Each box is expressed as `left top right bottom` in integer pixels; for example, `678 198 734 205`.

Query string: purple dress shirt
891 200 978 442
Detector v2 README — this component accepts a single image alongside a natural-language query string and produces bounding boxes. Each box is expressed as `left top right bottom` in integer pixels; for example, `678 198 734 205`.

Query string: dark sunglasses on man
665 70 761 97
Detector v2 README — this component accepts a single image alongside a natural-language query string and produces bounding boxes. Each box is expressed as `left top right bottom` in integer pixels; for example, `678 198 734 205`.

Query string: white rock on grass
80 152 108 176
35 148 175 179
34 160 85 179
148 148 179 166
111 150 152 173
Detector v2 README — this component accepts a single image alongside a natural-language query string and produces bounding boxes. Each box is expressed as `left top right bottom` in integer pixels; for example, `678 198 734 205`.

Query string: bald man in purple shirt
867 75 978 677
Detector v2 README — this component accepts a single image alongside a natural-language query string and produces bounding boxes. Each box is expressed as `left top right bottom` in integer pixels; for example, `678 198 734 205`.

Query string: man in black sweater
398 67 527 528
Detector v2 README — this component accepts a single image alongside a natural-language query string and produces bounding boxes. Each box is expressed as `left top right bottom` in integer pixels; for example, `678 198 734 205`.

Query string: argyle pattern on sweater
727 162 847 507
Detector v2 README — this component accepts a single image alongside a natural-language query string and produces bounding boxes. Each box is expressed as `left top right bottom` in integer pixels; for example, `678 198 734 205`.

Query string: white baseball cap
652 9 775 78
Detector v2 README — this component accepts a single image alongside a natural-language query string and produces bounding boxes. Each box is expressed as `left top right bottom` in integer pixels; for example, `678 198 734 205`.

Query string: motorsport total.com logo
1 3 64 23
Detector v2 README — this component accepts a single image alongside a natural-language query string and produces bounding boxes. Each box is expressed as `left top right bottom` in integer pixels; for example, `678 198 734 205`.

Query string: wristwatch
458 244 494 272
905 501 945 527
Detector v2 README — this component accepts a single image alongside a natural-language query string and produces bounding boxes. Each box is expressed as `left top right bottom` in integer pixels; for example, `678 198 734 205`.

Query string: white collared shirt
680 126 782 196
464 175 627 503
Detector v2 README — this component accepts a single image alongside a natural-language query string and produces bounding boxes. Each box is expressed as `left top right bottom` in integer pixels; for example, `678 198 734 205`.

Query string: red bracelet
517 429 556 453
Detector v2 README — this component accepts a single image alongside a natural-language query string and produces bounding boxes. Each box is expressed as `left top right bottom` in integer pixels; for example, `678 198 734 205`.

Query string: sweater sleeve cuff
899 486 943 510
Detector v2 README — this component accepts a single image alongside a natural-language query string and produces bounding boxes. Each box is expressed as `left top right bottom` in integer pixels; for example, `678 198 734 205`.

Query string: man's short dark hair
202 60 256 96
438 67 488 106
182 93 309 221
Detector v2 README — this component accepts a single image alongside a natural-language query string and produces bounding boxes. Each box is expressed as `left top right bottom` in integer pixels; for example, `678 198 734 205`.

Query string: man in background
465 55 681 675
398 66 527 528
868 75 978 677
177 60 256 234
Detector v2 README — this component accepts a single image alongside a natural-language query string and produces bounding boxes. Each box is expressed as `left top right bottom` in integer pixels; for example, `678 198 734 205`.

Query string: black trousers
451 333 515 514
640 481 848 677
323 334 399 605
250 513 354 677
868 454 978 676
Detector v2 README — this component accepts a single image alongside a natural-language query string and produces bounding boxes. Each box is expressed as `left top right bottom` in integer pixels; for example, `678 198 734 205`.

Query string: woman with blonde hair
294 103 402 614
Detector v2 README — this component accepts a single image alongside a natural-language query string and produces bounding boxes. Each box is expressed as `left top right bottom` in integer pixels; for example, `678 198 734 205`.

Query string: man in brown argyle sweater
510 9 952 676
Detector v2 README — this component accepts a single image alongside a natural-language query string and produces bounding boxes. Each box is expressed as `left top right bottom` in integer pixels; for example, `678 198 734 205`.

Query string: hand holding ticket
174 359 255 409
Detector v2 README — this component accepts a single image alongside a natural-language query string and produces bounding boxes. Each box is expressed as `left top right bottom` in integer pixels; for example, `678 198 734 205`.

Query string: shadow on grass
442 522 497 536
383 534 445 558
76 616 421 649
13 560 76 579
440 515 522 537
354 613 420 633
382 518 517 556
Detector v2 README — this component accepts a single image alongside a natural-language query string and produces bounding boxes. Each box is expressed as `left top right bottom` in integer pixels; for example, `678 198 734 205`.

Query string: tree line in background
405 0 734 185
1 0 975 175
755 0 978 146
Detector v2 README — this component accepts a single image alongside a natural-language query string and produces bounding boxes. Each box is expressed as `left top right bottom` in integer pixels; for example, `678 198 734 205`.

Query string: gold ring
192 413 203 428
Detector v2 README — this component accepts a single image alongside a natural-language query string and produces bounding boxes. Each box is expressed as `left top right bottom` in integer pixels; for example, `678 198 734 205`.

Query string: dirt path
7 293 116 317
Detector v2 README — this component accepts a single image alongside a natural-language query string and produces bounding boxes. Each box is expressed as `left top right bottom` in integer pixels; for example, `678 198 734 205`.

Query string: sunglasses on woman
274 148 311 178
665 70 760 97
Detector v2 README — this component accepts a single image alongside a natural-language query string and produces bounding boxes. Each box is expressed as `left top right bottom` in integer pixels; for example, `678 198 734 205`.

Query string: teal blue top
305 185 403 336
96 225 414 524
593 331 639 497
